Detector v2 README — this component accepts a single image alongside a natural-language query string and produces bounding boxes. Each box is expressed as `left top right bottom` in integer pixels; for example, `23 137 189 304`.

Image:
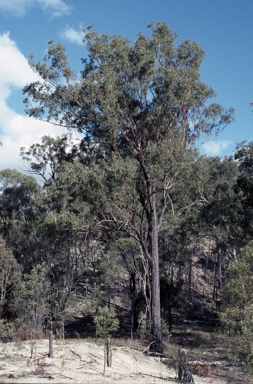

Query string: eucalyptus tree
167 155 241 310
20 134 79 184
13 264 50 356
234 141 253 240
23 22 234 351
0 169 44 266
221 241 253 372
0 169 41 222
0 236 21 318
107 236 150 339
0 168 77 332
156 155 238 320
195 156 240 289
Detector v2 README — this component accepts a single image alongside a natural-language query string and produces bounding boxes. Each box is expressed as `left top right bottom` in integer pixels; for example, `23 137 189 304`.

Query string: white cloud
61 26 84 45
0 33 39 90
202 140 233 156
0 0 70 17
0 33 65 171
38 0 71 17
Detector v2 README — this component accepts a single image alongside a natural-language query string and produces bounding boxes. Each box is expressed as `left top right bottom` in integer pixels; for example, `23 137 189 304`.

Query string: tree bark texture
48 331 53 358
150 190 163 353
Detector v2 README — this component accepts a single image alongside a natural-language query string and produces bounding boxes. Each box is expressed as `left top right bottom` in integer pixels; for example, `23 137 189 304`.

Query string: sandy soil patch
0 339 227 383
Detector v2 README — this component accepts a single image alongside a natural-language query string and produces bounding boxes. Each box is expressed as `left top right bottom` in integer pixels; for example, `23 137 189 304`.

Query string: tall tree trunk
130 272 136 341
217 247 222 289
150 190 163 353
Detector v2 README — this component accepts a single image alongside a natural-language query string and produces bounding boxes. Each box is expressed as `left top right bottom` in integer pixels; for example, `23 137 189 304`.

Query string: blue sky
0 0 252 170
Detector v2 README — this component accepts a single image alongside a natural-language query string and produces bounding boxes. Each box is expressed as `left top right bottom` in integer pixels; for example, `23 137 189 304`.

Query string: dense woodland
0 22 253 372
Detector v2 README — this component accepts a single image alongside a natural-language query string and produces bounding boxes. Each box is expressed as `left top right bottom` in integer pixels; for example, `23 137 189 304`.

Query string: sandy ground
0 339 227 384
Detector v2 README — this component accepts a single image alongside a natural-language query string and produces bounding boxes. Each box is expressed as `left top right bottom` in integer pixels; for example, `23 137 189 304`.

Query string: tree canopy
21 22 235 352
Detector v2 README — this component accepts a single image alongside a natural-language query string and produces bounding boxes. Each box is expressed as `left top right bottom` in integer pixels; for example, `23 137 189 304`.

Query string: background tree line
0 22 252 368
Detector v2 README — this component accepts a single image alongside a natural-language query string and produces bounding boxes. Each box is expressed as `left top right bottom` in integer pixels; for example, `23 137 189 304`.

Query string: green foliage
20 134 79 183
0 169 46 268
0 236 21 316
94 306 119 338
21 22 234 351
137 311 170 340
163 341 180 373
221 241 253 372
0 319 15 342
236 304 253 367
0 169 42 235
13 265 50 332
24 23 234 148
90 284 106 310
137 311 150 339
161 319 171 339
234 141 253 240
